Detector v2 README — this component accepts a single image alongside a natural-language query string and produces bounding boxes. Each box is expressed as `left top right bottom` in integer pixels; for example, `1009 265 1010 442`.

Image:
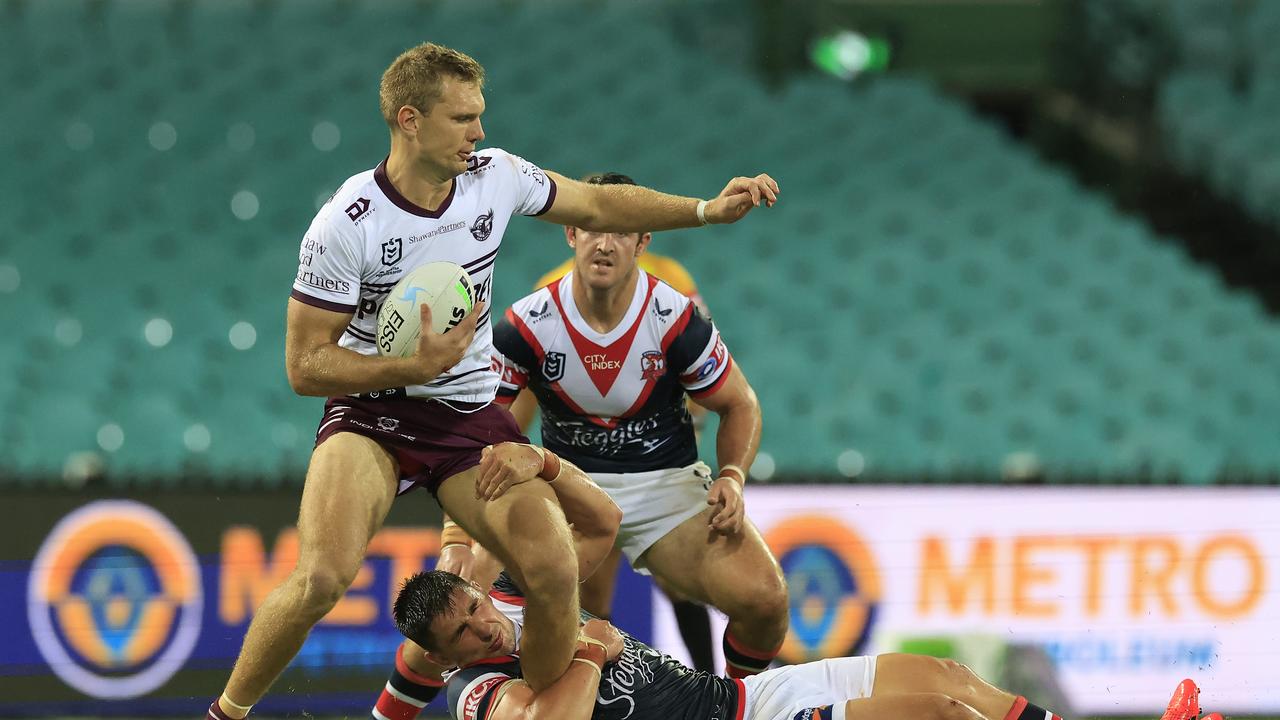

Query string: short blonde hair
379 43 485 128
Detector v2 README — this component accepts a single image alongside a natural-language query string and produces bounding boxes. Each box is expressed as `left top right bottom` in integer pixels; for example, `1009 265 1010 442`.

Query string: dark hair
583 172 636 186
393 570 469 650
579 172 649 239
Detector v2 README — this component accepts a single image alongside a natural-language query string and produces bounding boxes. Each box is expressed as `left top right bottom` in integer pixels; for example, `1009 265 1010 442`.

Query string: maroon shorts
314 393 529 497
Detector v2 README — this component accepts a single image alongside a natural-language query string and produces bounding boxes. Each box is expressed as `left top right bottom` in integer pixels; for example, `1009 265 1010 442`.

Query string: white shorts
590 461 712 572
741 656 878 720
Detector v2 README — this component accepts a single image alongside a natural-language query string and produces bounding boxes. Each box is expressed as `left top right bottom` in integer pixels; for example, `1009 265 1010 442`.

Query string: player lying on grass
391 569 1219 720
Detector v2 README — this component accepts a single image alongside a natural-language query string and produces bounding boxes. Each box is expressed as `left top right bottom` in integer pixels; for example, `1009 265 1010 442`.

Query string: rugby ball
376 262 474 357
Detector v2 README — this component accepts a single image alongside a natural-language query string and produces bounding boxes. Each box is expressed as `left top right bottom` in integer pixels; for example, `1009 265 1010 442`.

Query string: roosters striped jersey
490 271 732 473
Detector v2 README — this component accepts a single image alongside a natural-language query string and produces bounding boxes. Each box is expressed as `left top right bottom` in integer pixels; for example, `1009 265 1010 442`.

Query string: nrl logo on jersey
471 208 494 241
640 350 666 381
381 237 403 266
542 352 566 382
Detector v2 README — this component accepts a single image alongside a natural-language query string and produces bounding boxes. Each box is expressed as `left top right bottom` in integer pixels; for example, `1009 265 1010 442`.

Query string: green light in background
811 30 891 80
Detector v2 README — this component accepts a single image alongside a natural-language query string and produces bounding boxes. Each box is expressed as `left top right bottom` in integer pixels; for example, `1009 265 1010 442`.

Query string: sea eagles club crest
471 208 494 241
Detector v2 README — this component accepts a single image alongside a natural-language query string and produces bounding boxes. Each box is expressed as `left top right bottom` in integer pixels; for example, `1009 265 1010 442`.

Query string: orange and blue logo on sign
27 500 203 698
766 515 881 663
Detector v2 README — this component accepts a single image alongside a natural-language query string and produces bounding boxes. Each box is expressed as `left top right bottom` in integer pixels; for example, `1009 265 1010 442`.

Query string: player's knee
919 693 980 720
512 544 577 594
917 655 979 694
727 574 788 628
292 564 358 616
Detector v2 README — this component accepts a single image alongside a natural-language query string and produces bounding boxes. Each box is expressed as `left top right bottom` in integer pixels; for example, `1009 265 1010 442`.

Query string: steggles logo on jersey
381 237 403 266
640 351 666 381
543 352 566 382
345 197 371 223
470 208 494 241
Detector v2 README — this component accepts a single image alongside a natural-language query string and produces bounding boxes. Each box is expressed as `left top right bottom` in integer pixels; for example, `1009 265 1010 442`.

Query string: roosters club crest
640 350 666 381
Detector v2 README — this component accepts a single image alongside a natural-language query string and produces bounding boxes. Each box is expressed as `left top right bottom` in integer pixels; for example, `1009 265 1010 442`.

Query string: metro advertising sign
0 492 655 717
653 487 1279 715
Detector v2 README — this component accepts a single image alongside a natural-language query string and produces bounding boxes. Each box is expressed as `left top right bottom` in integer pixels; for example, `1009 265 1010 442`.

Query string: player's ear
564 226 576 249
422 647 454 669
635 232 652 257
396 106 420 135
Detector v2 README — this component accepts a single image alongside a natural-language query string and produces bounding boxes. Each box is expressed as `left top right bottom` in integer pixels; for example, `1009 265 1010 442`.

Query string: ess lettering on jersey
290 148 556 402
491 272 733 473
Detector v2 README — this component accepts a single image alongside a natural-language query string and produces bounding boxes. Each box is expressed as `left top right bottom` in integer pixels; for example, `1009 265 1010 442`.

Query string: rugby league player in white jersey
207 42 778 720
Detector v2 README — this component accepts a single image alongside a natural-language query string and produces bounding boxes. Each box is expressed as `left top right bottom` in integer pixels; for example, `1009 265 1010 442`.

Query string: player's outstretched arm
691 364 762 535
475 443 622 582
284 299 481 396
485 620 623 720
537 171 779 233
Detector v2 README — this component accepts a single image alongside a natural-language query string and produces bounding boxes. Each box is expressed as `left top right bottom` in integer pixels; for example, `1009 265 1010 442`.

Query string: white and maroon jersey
491 271 732 473
291 148 556 403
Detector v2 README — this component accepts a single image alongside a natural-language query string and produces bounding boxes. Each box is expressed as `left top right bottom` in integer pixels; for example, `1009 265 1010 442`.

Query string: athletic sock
671 600 714 673
1004 696 1065 720
207 701 237 720
722 629 780 679
372 643 445 720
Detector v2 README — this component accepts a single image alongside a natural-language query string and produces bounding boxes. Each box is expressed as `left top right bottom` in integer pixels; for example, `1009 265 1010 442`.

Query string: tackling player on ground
392 567 1218 720
207 42 779 720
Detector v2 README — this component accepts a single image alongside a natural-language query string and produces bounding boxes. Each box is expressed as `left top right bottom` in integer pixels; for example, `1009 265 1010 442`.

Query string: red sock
1004 696 1065 720
372 642 445 720
722 630 780 679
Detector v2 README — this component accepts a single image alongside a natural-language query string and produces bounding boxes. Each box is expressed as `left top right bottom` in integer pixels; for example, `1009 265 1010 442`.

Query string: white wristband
695 199 709 225
718 464 746 483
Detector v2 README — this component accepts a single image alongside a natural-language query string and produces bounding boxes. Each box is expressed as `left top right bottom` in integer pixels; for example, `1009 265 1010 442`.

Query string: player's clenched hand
581 618 625 663
706 477 745 535
414 302 485 382
435 543 476 579
705 174 780 224
475 442 542 500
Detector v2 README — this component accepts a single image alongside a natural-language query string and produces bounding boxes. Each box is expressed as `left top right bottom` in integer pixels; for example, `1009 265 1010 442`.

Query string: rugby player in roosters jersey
435 174 719 679
482 183 790 683
208 41 780 720
390 568 1212 720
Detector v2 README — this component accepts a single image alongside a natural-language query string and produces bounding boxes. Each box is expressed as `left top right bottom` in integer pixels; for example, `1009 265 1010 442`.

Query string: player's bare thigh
435 465 570 568
296 432 400 572
636 510 784 608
